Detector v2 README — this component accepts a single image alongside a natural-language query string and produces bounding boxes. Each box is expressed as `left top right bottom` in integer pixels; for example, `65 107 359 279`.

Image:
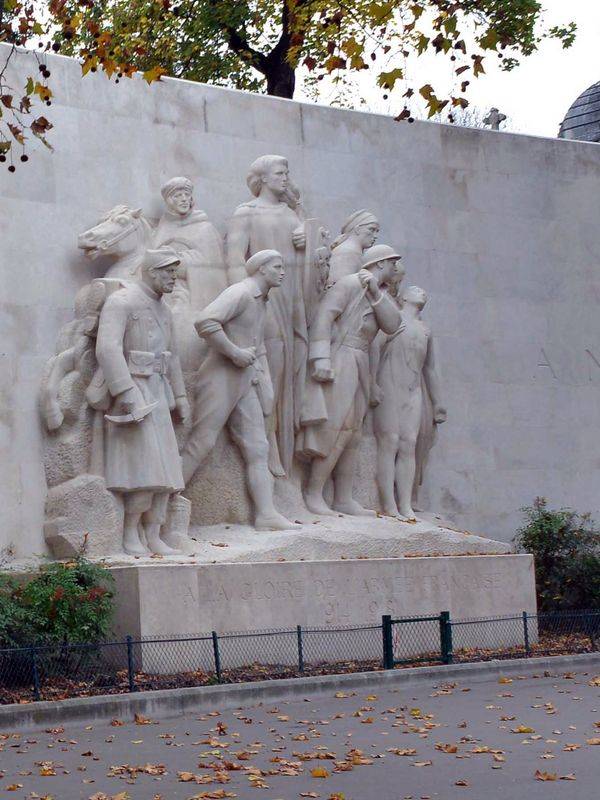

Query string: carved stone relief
40 161 447 558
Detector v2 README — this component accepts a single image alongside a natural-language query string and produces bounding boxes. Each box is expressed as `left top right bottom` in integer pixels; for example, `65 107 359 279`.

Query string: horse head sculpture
77 205 154 280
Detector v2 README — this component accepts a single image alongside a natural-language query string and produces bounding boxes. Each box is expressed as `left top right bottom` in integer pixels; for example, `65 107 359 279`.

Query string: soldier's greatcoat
95 282 185 493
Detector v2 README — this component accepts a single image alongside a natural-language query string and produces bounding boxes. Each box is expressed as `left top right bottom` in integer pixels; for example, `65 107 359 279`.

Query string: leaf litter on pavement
1 671 598 797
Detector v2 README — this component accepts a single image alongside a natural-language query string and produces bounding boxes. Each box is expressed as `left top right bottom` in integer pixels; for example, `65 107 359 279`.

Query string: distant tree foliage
515 498 600 612
0 1 576 169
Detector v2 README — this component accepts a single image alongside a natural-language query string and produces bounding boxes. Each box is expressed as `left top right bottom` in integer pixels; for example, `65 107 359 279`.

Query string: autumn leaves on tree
0 1 577 169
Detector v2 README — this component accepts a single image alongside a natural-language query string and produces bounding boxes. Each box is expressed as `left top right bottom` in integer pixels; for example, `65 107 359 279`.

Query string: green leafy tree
0 1 576 169
514 498 600 612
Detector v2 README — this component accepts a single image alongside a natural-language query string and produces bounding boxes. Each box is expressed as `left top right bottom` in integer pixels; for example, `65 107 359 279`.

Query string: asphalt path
1 669 599 800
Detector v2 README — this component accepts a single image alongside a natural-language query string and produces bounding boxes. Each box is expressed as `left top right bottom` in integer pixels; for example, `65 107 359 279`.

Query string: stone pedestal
109 552 536 672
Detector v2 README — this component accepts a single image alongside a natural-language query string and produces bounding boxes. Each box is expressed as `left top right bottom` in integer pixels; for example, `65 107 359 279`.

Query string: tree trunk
265 58 296 98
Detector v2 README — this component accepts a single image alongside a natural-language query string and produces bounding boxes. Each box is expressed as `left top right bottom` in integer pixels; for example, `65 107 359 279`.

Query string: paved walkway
1 669 599 799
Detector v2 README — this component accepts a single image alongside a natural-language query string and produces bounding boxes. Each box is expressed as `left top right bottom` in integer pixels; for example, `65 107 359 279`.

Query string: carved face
260 257 285 288
262 162 289 196
403 286 427 309
379 257 405 288
166 188 193 216
356 222 379 249
149 263 178 295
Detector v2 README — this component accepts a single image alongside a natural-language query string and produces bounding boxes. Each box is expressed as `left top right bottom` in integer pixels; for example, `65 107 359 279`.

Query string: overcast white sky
297 0 598 139
461 0 600 136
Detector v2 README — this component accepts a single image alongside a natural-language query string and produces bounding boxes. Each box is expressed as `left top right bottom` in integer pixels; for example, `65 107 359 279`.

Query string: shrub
514 498 600 612
0 575 32 649
0 558 114 648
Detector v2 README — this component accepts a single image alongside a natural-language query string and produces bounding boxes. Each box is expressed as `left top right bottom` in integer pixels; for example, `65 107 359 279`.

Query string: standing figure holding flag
226 155 322 478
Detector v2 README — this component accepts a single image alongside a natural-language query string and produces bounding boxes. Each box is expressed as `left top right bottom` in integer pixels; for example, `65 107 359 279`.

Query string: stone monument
35 137 535 649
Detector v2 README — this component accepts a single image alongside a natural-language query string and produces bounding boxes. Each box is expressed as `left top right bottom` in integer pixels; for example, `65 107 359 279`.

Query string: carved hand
292 226 306 250
312 358 334 383
358 269 381 302
175 396 191 424
116 385 146 419
434 405 447 424
230 346 256 368
369 382 384 407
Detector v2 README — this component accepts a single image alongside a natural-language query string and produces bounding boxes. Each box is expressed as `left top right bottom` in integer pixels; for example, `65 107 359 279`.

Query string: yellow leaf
586 738 600 745
33 82 53 101
311 767 329 778
513 725 535 734
498 676 513 684
143 66 167 84
589 676 600 686
81 57 98 76
377 68 403 90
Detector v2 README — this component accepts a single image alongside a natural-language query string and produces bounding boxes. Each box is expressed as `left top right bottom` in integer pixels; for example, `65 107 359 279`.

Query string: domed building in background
558 82 600 142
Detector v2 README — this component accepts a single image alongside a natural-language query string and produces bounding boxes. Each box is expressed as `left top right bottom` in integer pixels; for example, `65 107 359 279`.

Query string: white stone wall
2 44 600 557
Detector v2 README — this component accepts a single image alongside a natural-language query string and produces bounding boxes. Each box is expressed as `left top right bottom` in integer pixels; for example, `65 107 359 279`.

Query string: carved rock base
109 553 536 672
44 474 123 559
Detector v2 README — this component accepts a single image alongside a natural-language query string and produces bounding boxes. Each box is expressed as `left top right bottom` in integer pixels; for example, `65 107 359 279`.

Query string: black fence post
297 625 304 673
30 647 41 701
126 636 135 692
522 611 531 657
439 611 453 665
212 631 222 683
589 611 598 651
382 615 394 669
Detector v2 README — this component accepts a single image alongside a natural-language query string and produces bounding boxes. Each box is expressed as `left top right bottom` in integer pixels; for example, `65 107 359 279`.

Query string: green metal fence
0 609 598 704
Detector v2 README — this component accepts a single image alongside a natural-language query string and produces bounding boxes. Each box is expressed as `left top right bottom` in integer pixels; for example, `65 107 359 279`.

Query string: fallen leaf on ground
311 767 329 778
586 738 600 745
134 713 153 725
535 770 557 781
455 779 470 787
